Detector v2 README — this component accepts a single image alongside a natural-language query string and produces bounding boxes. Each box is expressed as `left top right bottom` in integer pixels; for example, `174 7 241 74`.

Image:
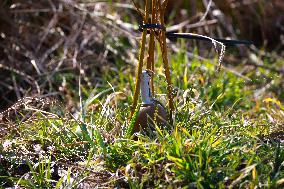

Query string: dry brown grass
0 0 283 112
0 0 138 111
166 0 284 49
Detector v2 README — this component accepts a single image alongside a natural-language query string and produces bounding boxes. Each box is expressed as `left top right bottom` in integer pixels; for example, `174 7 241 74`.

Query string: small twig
10 9 51 13
24 107 59 118
39 38 64 65
36 13 59 52
0 61 41 94
200 0 213 22
130 0 145 18
12 74 21 100
166 20 190 32
185 19 217 30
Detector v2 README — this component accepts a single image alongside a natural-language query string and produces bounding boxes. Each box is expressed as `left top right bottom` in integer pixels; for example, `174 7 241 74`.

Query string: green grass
1 48 284 188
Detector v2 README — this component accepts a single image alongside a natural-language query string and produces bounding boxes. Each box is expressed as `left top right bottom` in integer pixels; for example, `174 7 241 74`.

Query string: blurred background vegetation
0 0 283 111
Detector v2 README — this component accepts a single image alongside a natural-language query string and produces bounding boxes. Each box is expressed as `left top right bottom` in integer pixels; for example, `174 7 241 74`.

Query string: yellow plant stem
130 0 150 118
131 0 174 124
158 0 174 123
147 0 157 93
159 32 174 123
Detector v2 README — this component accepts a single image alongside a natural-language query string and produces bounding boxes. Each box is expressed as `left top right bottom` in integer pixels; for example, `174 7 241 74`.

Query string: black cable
138 24 254 46
166 32 254 46
138 24 166 32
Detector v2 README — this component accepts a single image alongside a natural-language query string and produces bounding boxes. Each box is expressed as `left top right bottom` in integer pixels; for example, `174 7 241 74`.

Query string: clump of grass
1 49 284 187
1 0 284 188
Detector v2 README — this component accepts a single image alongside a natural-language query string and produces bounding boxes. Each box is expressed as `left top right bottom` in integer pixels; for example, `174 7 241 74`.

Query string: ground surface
1 1 284 188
